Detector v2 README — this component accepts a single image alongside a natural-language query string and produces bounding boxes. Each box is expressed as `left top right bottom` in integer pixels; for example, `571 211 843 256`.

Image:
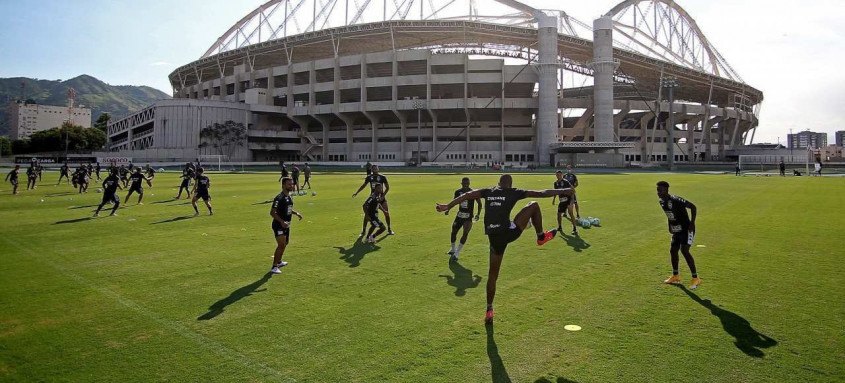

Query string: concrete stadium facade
107 0 763 166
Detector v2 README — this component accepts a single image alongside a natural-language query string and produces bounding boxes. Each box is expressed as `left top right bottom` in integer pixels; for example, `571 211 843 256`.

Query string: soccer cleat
193 212 200 217
689 277 702 290
663 275 682 284
449 254 458 263
388 230 396 235
270 267 282 274
484 308 495 324
447 249 455 256
278 261 289 267
537 229 558 246
571 228 578 236
358 232 365 238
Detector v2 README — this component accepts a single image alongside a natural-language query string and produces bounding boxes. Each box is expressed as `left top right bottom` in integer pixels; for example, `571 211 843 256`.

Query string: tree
94 112 111 133
11 139 30 154
26 122 106 153
0 136 11 156
199 120 247 159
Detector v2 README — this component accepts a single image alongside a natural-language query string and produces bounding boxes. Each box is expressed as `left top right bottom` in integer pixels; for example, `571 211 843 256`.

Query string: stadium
106 0 762 167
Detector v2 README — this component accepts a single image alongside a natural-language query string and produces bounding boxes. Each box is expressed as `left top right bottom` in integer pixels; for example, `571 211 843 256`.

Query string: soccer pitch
1 170 842 382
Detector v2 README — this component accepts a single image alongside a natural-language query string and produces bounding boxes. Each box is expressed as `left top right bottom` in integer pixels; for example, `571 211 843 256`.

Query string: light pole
413 98 425 166
661 76 678 170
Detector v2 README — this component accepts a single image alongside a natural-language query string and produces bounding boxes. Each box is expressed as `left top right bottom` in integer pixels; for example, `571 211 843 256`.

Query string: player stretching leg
552 170 578 235
269 177 303 274
444 177 481 261
436 174 572 324
656 181 701 289
191 168 213 216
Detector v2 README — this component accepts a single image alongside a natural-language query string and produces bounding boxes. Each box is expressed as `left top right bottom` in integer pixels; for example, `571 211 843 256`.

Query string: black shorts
196 190 210 201
101 193 119 205
293 177 299 184
367 213 385 229
128 186 143 194
671 230 695 248
10 179 18 186
487 224 523 254
557 198 572 213
272 221 291 240
180 180 190 188
452 216 472 231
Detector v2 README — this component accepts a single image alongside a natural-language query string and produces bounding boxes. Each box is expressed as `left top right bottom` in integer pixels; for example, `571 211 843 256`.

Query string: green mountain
0 75 170 137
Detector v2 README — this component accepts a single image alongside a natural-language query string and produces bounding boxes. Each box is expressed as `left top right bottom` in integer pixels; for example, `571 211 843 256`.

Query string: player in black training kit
93 170 122 217
125 168 152 204
175 168 194 199
443 177 482 261
26 164 38 190
563 165 580 219
118 165 130 187
552 170 578 235
5 165 20 195
269 177 303 274
656 181 701 289
145 164 156 183
353 165 394 235
277 162 289 182
291 165 300 193
76 166 90 193
436 174 573 324
57 163 70 185
94 162 101 180
191 168 213 216
363 184 388 243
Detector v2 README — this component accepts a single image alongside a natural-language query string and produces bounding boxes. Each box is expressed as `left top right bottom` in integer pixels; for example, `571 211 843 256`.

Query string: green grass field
1 170 842 382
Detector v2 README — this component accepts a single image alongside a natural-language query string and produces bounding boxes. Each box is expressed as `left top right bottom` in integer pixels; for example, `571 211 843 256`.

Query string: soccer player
656 181 701 290
435 174 571 323
277 161 289 182
302 163 312 189
5 165 20 194
269 177 303 274
363 184 388 243
444 177 481 261
118 165 130 187
365 161 372 176
563 165 580 219
26 164 38 190
191 168 213 216
353 165 394 235
125 168 152 204
779 160 786 177
735 162 741 176
552 170 578 235
291 165 301 193
145 164 156 185
175 167 194 199
77 166 90 193
95 162 101 180
57 162 70 185
93 170 122 217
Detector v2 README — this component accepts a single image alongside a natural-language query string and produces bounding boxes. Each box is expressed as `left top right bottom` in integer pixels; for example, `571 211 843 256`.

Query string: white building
8 102 92 140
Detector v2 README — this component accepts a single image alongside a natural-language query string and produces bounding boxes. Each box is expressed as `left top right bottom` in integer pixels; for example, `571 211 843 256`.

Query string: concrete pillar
639 112 654 162
537 14 559 166
591 16 616 143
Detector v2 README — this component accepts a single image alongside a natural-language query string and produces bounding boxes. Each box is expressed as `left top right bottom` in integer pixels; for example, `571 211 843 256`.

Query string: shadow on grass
559 232 590 252
197 273 272 320
252 200 272 205
68 204 99 210
534 378 579 383
335 239 380 268
439 259 482 297
486 323 511 383
150 198 178 205
54 217 93 225
45 192 74 197
151 215 194 225
676 285 777 358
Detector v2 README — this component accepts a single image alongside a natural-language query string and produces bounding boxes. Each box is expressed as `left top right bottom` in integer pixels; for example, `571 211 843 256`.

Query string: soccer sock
456 243 464 254
673 269 679 275
537 232 545 240
450 242 456 252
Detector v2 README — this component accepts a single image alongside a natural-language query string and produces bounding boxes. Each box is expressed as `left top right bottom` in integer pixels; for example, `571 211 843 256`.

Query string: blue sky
1 0 843 144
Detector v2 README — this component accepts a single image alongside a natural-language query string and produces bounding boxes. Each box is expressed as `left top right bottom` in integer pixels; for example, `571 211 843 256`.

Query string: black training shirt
271 192 294 222
196 175 210 192
479 187 527 234
453 187 475 218
659 195 693 233
365 174 388 192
